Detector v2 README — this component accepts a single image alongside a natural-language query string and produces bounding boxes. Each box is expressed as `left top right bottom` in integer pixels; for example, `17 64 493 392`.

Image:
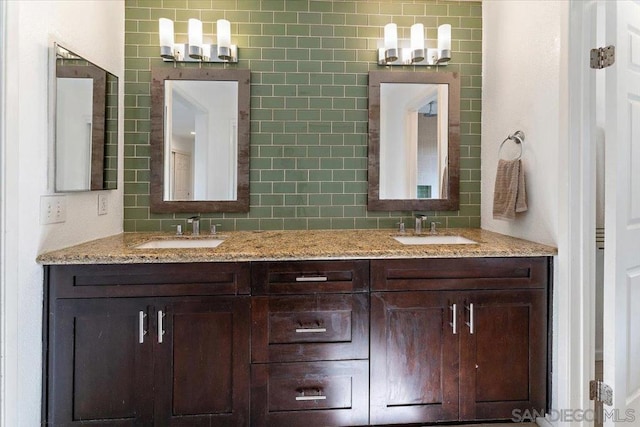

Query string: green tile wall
124 0 482 232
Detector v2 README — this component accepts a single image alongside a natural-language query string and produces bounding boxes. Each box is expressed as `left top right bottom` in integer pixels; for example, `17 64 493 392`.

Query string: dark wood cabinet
44 263 250 427
44 257 550 427
370 291 459 425
250 260 370 427
251 293 369 363
49 298 155 425
251 360 369 427
153 297 250 426
458 289 547 421
370 258 549 425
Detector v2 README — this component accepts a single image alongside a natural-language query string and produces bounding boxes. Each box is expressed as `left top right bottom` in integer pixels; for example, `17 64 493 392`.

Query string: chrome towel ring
498 130 525 160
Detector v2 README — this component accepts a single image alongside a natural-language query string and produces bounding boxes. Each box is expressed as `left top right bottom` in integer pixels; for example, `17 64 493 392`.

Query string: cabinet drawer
252 293 369 362
48 263 250 298
251 260 369 294
251 360 369 427
371 257 549 291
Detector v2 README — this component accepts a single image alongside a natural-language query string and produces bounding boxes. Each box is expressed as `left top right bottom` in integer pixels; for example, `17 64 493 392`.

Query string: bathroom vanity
39 229 555 426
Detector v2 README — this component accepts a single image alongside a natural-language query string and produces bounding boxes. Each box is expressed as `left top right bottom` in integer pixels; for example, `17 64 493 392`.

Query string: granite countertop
36 228 557 265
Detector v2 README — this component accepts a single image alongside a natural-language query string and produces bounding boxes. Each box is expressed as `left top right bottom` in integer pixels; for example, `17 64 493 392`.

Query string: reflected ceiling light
157 18 238 63
378 23 453 66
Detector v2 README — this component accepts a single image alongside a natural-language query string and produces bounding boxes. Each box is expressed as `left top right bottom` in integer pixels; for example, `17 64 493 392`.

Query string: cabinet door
153 296 250 427
48 298 154 426
370 292 459 425
459 289 547 421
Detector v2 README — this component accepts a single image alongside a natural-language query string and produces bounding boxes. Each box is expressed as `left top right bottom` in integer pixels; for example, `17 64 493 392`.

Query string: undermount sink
393 235 478 245
134 238 225 249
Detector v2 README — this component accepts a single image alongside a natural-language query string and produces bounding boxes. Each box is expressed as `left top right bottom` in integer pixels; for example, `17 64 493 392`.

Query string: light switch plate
98 194 108 215
40 195 66 224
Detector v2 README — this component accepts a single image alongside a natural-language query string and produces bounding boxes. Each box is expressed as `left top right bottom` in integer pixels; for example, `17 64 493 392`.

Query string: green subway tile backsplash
125 0 482 231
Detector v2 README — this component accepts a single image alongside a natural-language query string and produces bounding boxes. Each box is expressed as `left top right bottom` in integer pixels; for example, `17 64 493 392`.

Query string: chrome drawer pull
295 327 327 333
158 310 165 343
295 276 328 282
449 303 457 335
296 395 327 401
138 311 147 344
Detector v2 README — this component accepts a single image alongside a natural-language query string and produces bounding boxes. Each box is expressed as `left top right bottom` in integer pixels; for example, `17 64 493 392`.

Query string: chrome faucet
187 216 200 236
415 215 427 234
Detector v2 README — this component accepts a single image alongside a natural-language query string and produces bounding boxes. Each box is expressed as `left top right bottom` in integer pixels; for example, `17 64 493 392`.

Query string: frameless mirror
54 43 118 191
151 68 250 213
368 71 460 211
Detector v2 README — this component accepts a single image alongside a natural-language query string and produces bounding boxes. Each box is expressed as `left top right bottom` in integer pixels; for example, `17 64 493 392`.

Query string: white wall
481 1 574 425
1 1 124 425
481 0 563 247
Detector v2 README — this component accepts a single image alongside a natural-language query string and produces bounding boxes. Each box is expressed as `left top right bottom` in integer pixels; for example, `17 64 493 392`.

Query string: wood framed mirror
53 43 119 192
368 71 460 211
150 67 250 213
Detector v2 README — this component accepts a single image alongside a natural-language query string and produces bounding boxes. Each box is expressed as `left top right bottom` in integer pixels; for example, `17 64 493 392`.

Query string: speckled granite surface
36 229 557 265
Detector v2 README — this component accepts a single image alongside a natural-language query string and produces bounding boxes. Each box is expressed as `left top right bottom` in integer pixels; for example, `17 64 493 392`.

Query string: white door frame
0 0 5 423
542 1 597 426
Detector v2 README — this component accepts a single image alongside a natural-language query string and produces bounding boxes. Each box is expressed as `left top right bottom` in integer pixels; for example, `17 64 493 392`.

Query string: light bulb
188 18 203 59
437 24 452 63
410 23 424 51
410 23 425 63
217 19 232 60
158 18 175 59
384 23 397 51
383 23 398 62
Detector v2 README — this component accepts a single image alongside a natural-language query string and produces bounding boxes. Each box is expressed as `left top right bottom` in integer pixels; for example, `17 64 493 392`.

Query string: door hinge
590 45 615 69
589 379 613 406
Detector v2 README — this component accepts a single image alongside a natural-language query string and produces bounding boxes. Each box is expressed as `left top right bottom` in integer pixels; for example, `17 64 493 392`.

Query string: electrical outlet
98 194 108 215
40 195 67 224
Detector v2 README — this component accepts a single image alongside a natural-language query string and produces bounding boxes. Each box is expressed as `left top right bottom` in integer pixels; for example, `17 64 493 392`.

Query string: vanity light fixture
158 18 238 63
378 23 452 66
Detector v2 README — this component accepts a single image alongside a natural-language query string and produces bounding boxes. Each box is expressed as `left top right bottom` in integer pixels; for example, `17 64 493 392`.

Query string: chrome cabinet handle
138 311 147 344
449 303 457 334
295 327 327 333
157 310 165 343
295 276 328 282
465 303 474 334
296 395 327 401
296 389 326 401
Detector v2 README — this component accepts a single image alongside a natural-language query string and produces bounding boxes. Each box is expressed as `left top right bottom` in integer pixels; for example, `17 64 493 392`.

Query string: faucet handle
210 223 222 235
396 220 405 233
171 224 183 236
430 221 442 234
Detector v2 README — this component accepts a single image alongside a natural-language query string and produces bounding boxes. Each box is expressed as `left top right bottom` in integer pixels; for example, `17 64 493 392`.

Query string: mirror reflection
164 80 238 201
379 83 448 200
368 71 460 211
54 43 118 192
150 68 250 213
